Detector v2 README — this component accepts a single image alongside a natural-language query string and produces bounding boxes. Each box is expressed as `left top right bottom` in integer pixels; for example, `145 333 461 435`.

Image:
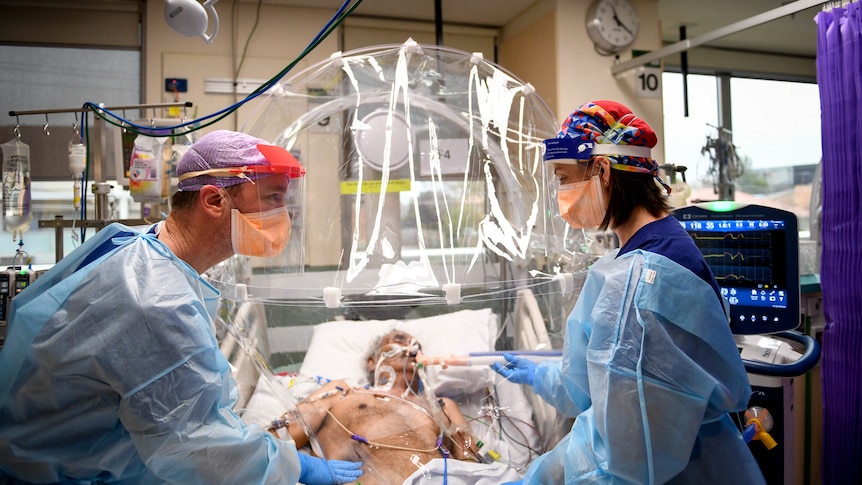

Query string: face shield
542 137 597 195
542 137 604 233
179 144 307 277
543 138 655 230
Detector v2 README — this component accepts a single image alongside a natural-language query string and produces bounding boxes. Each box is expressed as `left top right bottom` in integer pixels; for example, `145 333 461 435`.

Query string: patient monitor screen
674 203 799 335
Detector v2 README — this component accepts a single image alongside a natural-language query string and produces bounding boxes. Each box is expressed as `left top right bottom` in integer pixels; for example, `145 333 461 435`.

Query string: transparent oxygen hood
211 39 593 309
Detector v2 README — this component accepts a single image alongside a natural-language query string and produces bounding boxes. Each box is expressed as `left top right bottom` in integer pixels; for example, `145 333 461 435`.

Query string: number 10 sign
636 66 662 98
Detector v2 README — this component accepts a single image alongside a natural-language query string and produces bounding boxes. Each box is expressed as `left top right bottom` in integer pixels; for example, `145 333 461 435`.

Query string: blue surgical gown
525 216 765 484
0 223 301 484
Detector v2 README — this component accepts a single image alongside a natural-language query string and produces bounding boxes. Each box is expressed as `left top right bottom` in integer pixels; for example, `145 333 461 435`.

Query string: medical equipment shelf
8 101 193 182
8 101 195 263
8 101 193 118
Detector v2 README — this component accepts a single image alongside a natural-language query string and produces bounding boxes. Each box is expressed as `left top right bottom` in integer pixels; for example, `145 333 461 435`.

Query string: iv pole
7 101 193 262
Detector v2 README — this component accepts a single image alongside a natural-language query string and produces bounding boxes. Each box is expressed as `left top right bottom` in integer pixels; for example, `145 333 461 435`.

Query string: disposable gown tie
0 223 302 484
526 249 766 484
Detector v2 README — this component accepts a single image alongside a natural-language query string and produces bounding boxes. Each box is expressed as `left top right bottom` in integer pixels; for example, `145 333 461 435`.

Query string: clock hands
609 3 635 38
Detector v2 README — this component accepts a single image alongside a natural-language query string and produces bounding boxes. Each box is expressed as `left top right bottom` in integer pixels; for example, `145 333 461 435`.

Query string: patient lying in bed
276 330 482 485
238 309 533 483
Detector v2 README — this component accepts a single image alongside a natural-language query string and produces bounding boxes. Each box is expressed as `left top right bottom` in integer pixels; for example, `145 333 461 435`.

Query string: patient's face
379 331 422 362
368 330 423 384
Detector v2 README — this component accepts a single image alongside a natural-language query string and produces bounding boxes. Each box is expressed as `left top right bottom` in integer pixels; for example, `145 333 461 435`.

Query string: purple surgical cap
176 130 303 191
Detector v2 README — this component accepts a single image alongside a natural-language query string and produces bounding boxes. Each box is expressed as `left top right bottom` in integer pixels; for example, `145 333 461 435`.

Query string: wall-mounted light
164 0 220 44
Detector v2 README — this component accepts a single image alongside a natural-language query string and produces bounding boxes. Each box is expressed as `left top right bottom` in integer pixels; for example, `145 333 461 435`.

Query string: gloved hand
491 353 537 386
502 481 524 485
298 453 363 484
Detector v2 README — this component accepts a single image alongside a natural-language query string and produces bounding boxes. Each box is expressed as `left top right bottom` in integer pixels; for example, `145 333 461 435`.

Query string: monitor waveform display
702 248 771 266
674 208 798 334
690 230 774 287
680 220 786 291
711 264 773 283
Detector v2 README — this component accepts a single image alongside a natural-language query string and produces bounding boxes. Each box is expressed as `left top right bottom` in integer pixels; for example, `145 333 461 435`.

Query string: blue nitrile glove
298 453 363 484
502 480 523 485
490 353 537 386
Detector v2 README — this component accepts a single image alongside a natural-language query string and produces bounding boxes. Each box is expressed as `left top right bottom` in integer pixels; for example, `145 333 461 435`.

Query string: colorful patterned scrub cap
546 100 670 193
177 130 305 191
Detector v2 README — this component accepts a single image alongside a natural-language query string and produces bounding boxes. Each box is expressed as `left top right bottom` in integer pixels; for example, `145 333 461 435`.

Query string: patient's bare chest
316 392 442 464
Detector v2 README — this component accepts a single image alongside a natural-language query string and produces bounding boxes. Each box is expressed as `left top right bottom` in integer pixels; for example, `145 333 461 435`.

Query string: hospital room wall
142 3 500 133
140 2 665 180
142 2 339 132
497 0 666 166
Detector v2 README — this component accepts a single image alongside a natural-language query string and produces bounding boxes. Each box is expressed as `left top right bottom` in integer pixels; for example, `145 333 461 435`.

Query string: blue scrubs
525 216 765 484
0 223 301 484
619 214 723 303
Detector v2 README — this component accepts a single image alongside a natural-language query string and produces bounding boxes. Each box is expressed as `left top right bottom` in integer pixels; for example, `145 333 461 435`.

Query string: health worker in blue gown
492 101 766 484
0 130 363 485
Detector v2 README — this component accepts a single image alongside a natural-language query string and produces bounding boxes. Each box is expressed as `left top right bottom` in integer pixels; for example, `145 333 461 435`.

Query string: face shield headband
177 144 306 187
542 137 670 193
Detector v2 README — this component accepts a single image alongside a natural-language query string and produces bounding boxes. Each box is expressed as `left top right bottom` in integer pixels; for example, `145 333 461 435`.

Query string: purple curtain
816 3 862 484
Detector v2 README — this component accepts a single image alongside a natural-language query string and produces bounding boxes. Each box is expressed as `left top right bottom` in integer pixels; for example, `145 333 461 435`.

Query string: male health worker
0 130 363 484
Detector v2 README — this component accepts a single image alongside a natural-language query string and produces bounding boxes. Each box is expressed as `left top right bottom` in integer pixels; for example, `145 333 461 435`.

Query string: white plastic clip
410 454 432 479
523 83 536 96
235 283 248 302
470 52 484 64
442 283 462 305
401 37 422 54
555 272 575 294
323 287 342 309
330 50 343 68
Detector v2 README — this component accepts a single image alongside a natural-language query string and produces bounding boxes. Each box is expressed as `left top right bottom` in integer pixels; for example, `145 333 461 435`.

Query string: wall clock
585 0 639 55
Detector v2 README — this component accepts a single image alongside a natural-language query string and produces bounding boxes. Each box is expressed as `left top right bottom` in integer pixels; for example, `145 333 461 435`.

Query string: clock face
586 0 639 54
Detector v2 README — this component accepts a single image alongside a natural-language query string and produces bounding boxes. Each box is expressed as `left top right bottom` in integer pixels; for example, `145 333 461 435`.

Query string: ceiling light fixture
164 0 220 44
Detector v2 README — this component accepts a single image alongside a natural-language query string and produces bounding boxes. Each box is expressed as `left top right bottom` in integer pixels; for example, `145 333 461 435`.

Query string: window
730 78 821 234
662 72 719 183
662 72 821 235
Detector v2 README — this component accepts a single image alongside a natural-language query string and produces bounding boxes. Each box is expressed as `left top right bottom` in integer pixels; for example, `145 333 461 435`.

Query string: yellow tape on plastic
340 179 411 194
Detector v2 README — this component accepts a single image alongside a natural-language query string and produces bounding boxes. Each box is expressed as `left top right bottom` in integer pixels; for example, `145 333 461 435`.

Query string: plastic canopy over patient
207 40 598 484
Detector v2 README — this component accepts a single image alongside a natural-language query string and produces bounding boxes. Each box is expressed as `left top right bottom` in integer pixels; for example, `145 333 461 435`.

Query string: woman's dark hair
600 169 670 231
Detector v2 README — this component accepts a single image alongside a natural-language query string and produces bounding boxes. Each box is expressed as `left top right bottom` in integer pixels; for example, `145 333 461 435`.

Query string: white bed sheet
402 460 522 484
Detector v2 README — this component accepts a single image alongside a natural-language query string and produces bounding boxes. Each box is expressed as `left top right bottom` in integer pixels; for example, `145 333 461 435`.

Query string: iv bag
1 138 33 240
68 133 86 177
129 134 169 204
69 133 87 210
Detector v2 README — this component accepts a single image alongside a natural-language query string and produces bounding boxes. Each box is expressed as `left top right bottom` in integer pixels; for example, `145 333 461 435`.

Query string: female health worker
492 101 766 484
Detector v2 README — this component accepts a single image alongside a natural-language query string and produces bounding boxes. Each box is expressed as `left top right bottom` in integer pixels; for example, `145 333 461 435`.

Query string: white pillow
298 308 497 395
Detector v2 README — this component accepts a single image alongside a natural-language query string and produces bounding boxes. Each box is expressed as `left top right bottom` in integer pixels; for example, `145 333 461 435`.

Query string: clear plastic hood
210 41 594 482
213 39 587 306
